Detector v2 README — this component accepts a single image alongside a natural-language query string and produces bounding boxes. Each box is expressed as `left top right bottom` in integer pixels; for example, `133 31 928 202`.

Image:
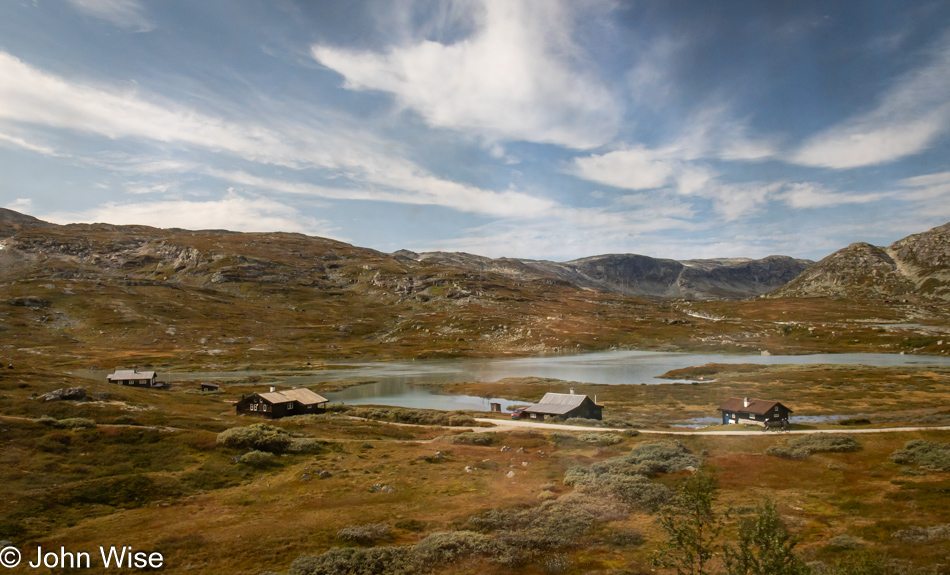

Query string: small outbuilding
107 369 158 387
200 382 220 392
235 387 329 419
522 389 603 421
718 397 792 426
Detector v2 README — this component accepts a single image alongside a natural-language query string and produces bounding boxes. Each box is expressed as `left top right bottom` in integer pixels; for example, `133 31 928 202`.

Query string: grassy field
2 356 950 574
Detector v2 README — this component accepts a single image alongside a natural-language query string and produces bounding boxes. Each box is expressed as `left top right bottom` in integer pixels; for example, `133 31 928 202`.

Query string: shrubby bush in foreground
439 432 495 446
890 440 950 472
217 423 293 452
238 450 274 467
337 523 391 545
342 406 477 427
38 415 97 429
766 434 859 460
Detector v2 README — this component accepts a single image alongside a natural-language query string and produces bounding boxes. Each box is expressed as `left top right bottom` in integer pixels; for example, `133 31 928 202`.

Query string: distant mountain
769 222 950 301
408 251 813 301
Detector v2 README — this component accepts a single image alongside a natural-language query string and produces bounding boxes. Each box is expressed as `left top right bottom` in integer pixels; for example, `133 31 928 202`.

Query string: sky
1 1 950 262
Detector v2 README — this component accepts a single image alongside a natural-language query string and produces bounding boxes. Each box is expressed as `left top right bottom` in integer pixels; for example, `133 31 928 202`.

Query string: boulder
40 387 87 402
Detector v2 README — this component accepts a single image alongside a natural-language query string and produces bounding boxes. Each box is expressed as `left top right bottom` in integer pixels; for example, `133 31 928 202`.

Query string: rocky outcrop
39 387 87 401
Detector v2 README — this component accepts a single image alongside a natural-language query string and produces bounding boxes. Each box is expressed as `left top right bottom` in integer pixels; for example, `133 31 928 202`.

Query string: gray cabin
236 388 329 419
523 390 603 421
717 397 792 426
107 369 158 387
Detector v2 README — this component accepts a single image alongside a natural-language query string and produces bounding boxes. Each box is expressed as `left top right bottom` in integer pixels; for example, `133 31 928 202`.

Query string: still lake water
74 350 950 413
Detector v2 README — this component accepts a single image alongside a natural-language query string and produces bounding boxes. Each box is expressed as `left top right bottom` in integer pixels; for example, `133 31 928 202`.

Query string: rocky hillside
769 222 950 301
407 251 812 300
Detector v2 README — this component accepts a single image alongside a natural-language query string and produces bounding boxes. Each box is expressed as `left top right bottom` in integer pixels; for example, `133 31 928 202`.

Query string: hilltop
769 222 950 301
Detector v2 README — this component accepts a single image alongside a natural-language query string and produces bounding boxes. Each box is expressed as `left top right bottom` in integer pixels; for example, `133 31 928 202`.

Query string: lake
72 350 950 412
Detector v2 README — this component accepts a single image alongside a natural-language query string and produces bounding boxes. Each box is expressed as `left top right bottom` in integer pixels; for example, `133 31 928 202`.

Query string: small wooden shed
717 397 792 426
200 382 220 392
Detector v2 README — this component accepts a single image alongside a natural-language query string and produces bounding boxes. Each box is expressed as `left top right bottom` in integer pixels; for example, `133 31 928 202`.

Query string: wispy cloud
776 182 891 208
39 191 337 237
0 126 60 156
4 198 33 212
791 31 950 169
65 0 152 32
568 147 674 191
311 0 619 149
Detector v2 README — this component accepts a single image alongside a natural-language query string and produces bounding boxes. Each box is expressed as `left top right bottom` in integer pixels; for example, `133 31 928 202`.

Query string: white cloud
311 0 619 149
39 192 336 237
568 147 674 191
0 127 60 156
669 105 777 162
66 0 152 31
791 32 950 169
208 170 561 219
4 198 33 212
777 182 891 208
703 182 784 222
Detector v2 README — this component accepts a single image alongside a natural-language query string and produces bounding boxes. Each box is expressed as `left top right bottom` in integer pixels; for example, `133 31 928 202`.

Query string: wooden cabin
522 390 603 421
107 369 158 387
200 382 220 392
235 387 329 419
717 397 792 426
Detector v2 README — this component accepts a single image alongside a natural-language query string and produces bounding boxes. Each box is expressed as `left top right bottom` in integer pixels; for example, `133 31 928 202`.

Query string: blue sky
1 0 949 261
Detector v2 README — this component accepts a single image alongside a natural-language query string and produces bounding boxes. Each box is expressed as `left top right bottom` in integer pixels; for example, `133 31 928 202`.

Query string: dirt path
473 418 950 436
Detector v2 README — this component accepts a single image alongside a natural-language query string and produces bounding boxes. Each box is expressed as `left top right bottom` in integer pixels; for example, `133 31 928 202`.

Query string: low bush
38 416 97 429
346 406 478 427
890 440 950 472
337 523 391 545
605 528 644 547
787 433 859 454
286 438 324 453
289 545 410 575
440 432 495 446
216 423 293 452
239 450 275 467
575 432 623 445
766 434 859 460
838 418 872 426
825 534 863 550
764 446 809 460
891 524 950 544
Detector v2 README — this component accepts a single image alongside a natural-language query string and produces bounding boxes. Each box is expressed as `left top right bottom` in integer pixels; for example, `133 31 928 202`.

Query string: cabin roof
107 370 156 380
258 388 328 405
717 397 792 416
523 392 592 415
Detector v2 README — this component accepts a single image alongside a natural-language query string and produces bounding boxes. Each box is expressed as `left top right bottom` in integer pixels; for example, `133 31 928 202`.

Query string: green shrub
575 432 623 445
786 434 859 454
239 450 275 467
765 446 809 460
440 432 495 446
346 407 478 427
890 523 950 544
289 546 411 575
838 418 872 426
890 440 950 472
337 523 391 544
286 438 324 453
217 423 293 452
825 534 863 550
56 418 97 429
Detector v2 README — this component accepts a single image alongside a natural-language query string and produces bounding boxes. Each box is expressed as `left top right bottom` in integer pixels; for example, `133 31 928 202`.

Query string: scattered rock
505 470 516 478
317 470 332 479
500 445 512 452
300 474 312 482
521 461 531 467
370 483 394 493
464 466 474 473
39 387 87 402
517 447 526 454
7 296 50 308
433 451 444 459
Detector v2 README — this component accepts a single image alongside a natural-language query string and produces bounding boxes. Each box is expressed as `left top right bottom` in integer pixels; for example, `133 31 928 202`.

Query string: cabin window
287 402 294 411
749 413 755 419
530 413 537 419
250 404 258 411
775 406 779 412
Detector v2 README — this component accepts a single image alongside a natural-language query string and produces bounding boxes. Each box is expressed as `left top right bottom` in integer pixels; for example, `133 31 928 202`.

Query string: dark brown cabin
235 388 329 419
717 397 792 426
522 390 603 421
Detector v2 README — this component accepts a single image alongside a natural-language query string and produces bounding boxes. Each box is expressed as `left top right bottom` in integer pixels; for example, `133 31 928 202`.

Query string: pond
73 350 950 412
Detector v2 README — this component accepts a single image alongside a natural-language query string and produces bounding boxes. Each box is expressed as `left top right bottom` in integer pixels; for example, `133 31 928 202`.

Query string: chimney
743 397 750 408
594 394 597 404
270 386 276 393
569 387 575 395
